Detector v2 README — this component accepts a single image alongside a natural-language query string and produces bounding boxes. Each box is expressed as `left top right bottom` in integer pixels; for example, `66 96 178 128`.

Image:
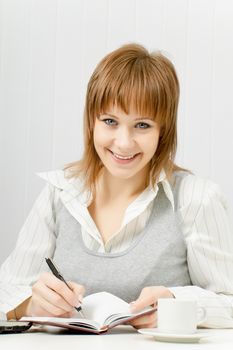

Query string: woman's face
93 106 160 181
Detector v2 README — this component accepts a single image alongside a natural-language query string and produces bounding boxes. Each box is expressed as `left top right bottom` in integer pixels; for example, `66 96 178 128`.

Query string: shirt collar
37 168 175 211
36 169 91 205
153 169 175 211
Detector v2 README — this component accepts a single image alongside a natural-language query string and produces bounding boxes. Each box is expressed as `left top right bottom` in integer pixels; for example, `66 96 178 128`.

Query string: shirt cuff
0 284 32 314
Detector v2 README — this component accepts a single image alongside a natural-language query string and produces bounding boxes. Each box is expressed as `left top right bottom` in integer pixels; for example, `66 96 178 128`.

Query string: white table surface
0 326 233 350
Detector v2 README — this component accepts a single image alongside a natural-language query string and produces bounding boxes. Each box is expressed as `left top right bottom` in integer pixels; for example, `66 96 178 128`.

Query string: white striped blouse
0 169 233 328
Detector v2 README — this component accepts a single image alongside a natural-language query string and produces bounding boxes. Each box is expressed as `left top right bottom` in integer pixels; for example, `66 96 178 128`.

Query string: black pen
45 258 85 318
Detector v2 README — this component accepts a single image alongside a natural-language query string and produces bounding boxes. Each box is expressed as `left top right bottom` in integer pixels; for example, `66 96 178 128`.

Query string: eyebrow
102 112 154 121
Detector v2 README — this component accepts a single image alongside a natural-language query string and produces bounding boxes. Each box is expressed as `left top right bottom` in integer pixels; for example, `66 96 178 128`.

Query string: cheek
93 126 111 150
142 133 160 156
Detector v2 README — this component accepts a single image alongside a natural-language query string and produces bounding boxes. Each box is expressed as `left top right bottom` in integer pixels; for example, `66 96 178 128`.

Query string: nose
114 126 135 151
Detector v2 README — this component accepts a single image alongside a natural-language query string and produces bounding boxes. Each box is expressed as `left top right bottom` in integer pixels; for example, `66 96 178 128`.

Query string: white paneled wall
0 0 233 264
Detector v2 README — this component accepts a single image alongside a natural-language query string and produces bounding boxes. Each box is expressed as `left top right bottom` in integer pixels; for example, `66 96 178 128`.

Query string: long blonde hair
64 43 188 195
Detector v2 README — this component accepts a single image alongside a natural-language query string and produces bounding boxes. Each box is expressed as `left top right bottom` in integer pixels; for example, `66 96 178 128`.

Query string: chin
106 168 140 180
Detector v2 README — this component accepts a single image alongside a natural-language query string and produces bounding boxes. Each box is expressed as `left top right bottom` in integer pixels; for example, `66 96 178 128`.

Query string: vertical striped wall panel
0 0 232 264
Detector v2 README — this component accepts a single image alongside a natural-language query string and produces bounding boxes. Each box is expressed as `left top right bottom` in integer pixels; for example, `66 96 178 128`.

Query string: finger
130 287 158 312
130 315 157 330
31 293 68 317
68 281 85 303
130 286 172 313
133 321 157 330
60 310 77 318
40 272 81 307
33 281 74 313
129 312 156 327
31 301 55 317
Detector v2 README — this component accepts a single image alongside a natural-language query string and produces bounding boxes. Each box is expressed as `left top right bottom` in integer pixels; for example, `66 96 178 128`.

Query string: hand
127 286 174 329
25 272 85 317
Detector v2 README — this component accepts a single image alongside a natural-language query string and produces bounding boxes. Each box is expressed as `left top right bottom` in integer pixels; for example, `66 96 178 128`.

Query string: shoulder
175 171 228 214
36 169 82 191
36 169 68 189
36 169 86 207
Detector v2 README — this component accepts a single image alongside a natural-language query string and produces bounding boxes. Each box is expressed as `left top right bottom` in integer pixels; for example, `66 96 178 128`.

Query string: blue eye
136 122 150 129
103 118 117 126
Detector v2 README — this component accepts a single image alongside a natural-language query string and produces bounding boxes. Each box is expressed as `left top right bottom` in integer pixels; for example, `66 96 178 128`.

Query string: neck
96 167 149 203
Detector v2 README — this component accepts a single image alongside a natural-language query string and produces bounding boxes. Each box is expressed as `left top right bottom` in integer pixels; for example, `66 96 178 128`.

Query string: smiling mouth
108 150 140 160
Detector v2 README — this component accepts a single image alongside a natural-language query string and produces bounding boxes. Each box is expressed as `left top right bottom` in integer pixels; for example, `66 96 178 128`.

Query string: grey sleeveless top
51 171 191 302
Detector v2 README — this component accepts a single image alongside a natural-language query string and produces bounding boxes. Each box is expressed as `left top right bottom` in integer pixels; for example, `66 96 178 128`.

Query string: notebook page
82 292 130 326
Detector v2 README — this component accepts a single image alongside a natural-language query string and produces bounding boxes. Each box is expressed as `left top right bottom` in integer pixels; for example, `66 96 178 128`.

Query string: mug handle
197 307 207 325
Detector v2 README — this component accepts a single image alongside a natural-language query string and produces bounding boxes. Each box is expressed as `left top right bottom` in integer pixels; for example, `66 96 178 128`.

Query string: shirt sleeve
169 175 233 328
0 183 59 314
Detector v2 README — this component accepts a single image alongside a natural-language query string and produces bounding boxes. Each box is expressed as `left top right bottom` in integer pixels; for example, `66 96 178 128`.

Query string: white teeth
113 152 135 160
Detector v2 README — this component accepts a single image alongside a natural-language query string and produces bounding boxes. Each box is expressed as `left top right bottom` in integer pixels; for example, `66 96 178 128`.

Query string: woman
1 43 233 329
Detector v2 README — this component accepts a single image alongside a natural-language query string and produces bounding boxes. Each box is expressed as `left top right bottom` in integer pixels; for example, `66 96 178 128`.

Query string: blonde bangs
88 50 178 128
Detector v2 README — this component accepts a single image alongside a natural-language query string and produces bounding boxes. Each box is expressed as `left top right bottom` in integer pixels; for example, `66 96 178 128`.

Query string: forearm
0 184 58 318
177 177 233 327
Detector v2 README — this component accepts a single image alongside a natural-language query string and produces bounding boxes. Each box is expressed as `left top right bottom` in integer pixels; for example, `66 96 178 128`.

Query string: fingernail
74 295 82 307
78 294 83 302
75 302 82 310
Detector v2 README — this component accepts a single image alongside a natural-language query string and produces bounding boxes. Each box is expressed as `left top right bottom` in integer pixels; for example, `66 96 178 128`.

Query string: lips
113 153 135 160
107 149 141 164
109 150 138 159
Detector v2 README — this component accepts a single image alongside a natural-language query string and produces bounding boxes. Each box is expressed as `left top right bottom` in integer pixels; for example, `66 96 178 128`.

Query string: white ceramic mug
157 298 206 334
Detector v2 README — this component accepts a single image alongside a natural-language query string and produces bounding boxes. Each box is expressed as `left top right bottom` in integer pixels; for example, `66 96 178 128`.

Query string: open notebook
21 291 156 334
